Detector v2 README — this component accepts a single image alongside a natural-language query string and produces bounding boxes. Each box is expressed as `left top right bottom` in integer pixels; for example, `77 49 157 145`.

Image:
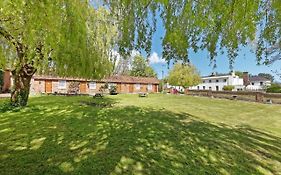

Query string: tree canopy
130 55 157 77
167 63 201 88
105 0 280 67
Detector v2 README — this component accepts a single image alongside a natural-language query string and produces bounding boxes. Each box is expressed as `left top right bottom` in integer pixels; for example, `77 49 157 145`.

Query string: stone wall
186 90 281 104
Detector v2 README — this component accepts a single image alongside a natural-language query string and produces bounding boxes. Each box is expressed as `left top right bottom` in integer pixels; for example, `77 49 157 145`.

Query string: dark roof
249 76 270 82
33 75 160 84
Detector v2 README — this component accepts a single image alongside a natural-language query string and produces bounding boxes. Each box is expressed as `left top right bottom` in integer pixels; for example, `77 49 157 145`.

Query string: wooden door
141 84 147 92
45 81 52 93
117 83 121 93
129 84 134 93
154 85 158 93
80 82 87 94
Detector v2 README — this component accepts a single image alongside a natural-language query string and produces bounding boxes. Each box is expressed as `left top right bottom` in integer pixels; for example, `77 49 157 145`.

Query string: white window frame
89 82 97 90
135 83 141 90
148 84 153 90
58 80 66 89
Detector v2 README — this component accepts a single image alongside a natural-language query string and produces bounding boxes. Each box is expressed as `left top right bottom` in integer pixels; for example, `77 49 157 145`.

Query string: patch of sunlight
0 154 10 159
171 161 183 168
110 156 144 175
30 137 46 150
48 126 57 129
256 165 274 175
69 140 89 150
136 146 144 152
219 168 230 175
0 121 10 126
9 142 28 151
92 140 108 155
57 134 64 145
198 147 207 153
0 128 14 133
209 153 217 163
59 162 74 173
74 148 92 163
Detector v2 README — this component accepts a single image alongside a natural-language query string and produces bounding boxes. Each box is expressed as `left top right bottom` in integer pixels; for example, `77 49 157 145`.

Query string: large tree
167 63 201 88
130 55 157 77
0 1 115 106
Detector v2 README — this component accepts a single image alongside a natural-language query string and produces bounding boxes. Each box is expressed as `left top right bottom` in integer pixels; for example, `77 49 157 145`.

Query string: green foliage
223 85 235 91
130 55 157 77
0 1 115 79
258 73 274 82
234 71 244 78
167 63 201 88
266 83 281 93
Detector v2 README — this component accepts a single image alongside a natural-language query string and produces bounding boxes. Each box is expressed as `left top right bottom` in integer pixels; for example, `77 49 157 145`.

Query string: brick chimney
243 72 250 86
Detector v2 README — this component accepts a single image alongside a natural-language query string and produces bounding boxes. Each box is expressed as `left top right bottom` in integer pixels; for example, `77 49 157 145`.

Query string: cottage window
209 80 212 83
135 84 141 90
216 80 219 82
203 86 205 90
148 84 152 90
224 79 227 82
89 82 97 90
197 86 200 90
58 80 66 89
203 80 205 83
252 83 254 85
260 82 263 86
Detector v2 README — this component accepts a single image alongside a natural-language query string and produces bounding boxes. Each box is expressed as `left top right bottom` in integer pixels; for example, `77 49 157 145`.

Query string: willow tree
0 1 116 106
105 0 280 65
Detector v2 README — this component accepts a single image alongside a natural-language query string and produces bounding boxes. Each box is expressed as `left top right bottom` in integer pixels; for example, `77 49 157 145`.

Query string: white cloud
148 52 166 64
130 50 140 58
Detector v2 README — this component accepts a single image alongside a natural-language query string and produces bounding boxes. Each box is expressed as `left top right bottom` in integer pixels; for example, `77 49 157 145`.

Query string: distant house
245 75 271 91
189 71 244 91
189 71 272 91
30 75 159 95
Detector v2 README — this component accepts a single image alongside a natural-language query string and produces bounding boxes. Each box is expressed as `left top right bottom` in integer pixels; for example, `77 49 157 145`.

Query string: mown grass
0 94 281 175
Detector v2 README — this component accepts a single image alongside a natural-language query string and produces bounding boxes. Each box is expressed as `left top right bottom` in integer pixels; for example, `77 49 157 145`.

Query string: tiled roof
33 75 160 84
104 75 160 84
249 76 270 82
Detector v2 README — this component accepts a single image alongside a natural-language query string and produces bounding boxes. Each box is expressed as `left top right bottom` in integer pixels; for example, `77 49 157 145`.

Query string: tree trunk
10 65 36 107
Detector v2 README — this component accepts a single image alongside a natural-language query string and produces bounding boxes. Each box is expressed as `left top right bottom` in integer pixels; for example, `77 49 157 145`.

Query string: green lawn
0 94 281 175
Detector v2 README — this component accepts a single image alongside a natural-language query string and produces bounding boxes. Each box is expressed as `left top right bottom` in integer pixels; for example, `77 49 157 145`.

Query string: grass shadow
0 96 280 174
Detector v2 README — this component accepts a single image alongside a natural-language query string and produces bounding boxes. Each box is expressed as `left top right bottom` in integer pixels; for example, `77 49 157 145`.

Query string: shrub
266 84 281 93
223 85 234 91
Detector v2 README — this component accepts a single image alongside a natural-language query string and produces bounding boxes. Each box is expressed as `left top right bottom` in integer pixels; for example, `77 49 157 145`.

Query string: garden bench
92 93 104 98
139 92 148 97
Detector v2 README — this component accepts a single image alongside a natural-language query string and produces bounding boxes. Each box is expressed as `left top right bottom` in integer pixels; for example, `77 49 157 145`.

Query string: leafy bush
266 84 281 93
109 85 118 95
223 85 234 91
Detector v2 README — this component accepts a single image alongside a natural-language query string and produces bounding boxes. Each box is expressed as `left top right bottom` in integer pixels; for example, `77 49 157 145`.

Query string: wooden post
255 92 264 103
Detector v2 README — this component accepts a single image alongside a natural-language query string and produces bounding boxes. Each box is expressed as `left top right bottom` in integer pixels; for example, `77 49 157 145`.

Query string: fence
185 90 281 104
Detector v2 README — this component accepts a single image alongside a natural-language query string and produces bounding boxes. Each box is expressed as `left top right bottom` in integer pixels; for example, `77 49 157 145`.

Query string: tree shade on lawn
0 95 281 174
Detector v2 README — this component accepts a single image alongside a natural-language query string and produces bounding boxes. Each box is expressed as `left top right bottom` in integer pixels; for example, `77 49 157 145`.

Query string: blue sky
146 14 281 81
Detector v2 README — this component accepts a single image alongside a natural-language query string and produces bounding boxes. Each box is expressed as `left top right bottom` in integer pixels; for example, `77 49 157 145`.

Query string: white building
189 72 244 91
246 76 271 91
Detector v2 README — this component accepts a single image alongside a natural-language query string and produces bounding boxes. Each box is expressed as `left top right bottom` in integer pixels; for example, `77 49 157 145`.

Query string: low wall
185 90 281 104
